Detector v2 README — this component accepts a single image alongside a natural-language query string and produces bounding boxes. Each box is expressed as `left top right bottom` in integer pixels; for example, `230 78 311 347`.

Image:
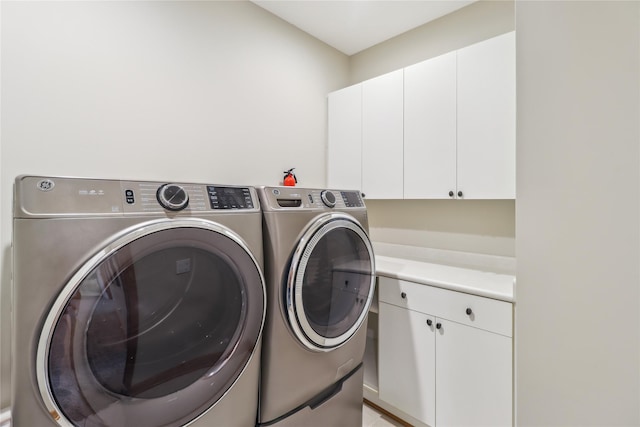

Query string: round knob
457 191 463 198
426 319 433 326
400 292 406 299
466 308 473 316
157 184 189 211
449 190 454 198
320 190 336 208
436 323 442 330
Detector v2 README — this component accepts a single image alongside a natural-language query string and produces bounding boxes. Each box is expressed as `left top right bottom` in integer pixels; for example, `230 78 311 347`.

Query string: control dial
320 190 336 208
157 184 189 211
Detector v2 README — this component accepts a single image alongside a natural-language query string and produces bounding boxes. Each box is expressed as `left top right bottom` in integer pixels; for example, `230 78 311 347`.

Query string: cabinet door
435 319 513 427
457 31 515 199
379 302 435 427
328 84 362 190
404 51 457 199
362 70 404 199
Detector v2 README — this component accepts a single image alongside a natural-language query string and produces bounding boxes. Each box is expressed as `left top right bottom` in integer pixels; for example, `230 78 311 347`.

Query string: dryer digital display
341 191 364 208
207 186 254 209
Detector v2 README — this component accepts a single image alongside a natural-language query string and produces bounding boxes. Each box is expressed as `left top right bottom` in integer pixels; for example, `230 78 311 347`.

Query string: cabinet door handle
400 292 406 299
457 191 463 198
426 319 433 326
466 308 473 316
448 191 454 198
436 323 442 330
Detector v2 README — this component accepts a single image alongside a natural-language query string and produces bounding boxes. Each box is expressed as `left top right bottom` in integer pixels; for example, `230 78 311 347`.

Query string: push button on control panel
125 189 135 205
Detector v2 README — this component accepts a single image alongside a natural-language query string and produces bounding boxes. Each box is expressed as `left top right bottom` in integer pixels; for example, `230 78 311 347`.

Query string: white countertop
375 255 515 302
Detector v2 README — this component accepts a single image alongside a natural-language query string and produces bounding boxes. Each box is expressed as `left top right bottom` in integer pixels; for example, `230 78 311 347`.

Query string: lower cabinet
377 277 513 427
379 303 436 426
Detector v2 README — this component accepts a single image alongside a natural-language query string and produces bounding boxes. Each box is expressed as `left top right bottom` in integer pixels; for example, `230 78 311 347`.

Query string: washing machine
11 175 266 427
256 186 376 427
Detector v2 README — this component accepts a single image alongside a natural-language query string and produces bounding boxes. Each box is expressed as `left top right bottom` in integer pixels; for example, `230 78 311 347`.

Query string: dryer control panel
122 181 257 213
12 176 260 218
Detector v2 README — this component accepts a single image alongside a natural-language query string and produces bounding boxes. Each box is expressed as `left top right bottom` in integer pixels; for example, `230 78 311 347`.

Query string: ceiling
251 1 476 56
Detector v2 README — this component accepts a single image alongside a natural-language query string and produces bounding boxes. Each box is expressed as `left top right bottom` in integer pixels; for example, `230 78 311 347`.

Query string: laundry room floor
362 402 408 427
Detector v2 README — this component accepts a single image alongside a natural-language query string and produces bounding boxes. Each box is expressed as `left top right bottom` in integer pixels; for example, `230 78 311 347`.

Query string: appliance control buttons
125 189 135 205
156 184 189 211
320 190 336 208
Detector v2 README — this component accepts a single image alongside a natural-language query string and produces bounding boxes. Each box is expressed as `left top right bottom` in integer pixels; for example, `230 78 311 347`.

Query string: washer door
286 213 375 351
37 218 265 427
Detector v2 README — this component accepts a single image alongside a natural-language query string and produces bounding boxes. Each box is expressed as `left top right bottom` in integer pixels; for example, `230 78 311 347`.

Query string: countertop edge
375 255 515 303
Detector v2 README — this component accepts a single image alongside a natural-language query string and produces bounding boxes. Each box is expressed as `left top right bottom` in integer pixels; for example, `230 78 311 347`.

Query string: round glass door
286 213 375 351
37 218 265 427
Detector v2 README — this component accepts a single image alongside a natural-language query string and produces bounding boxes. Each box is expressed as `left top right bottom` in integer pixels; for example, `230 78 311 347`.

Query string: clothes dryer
11 176 266 427
256 187 375 427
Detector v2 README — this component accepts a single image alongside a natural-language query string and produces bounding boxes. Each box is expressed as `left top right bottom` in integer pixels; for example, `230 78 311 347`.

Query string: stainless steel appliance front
12 176 266 427
257 186 375 427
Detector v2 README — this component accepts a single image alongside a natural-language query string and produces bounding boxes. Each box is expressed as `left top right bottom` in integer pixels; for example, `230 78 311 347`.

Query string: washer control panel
263 187 365 211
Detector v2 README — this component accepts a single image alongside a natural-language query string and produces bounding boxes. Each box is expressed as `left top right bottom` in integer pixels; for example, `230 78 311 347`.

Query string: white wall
367 199 515 258
349 0 515 84
0 0 349 408
349 0 516 260
516 1 640 425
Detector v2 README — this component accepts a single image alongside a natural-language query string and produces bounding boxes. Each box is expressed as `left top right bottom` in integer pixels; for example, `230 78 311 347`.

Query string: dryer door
286 213 375 351
37 218 265 427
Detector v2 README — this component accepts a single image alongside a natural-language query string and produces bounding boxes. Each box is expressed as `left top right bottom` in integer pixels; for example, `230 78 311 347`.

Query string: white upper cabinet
457 31 516 199
404 51 457 199
362 69 404 199
327 31 515 200
327 83 362 191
